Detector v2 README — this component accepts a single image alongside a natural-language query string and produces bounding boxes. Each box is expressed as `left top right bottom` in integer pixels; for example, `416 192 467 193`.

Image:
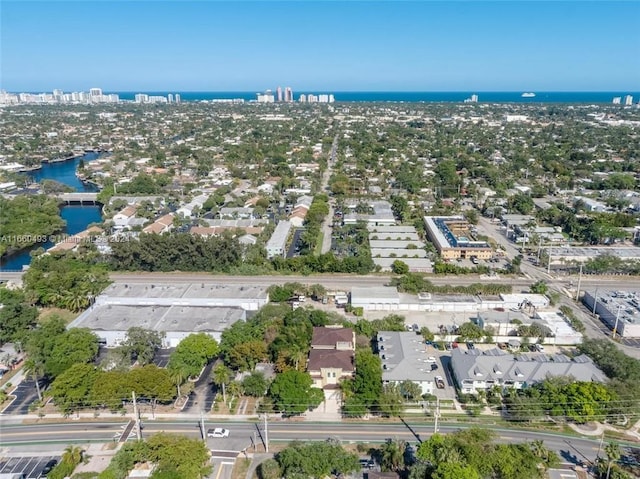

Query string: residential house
450 348 606 394
113 205 138 228
142 213 174 234
377 331 435 395
307 326 355 389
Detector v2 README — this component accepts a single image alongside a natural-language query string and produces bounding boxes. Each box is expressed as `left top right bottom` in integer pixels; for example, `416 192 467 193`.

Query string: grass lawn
39 307 79 324
314 232 324 255
231 458 251 479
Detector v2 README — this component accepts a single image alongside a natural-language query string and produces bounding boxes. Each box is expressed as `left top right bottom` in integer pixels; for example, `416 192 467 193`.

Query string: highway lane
0 419 629 467
0 421 128 445
4 269 640 290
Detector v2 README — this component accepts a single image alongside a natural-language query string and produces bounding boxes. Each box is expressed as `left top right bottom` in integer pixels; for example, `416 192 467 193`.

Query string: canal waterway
0 153 103 271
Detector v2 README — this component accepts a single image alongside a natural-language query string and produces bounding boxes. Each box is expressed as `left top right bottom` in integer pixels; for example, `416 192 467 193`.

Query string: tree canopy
268 370 324 416
275 440 360 479
168 333 218 378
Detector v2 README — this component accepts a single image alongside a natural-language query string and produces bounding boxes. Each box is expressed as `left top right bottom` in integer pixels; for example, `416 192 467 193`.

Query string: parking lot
423 344 458 401
2 378 46 415
152 348 174 368
0 456 60 479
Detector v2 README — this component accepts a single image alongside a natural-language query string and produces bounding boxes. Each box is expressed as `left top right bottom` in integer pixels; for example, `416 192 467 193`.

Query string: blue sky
2 1 639 91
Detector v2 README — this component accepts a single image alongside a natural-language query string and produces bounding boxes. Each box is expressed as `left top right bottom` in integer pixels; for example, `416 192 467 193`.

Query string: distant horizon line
7 89 640 94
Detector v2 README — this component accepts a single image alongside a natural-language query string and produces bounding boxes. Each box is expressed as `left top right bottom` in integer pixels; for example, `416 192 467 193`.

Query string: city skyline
1 1 639 92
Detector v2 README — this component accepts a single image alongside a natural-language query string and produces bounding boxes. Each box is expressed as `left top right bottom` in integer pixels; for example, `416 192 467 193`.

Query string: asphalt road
0 419 628 469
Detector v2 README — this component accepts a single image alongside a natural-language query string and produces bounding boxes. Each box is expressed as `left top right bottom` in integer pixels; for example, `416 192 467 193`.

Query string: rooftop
72 305 245 332
311 326 354 347
307 349 354 372
378 331 435 383
451 348 606 384
100 283 268 301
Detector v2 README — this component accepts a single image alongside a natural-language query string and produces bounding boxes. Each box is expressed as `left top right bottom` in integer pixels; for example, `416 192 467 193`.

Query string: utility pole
547 246 552 275
592 288 599 315
612 305 622 339
433 398 440 434
597 432 604 459
264 414 269 453
132 391 142 441
199 410 206 442
575 263 583 301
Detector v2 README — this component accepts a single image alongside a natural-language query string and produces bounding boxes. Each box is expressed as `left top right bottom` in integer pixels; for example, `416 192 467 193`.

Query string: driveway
2 378 46 415
183 361 216 413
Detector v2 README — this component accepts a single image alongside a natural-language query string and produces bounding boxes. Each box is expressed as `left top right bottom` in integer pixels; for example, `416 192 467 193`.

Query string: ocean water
115 91 640 104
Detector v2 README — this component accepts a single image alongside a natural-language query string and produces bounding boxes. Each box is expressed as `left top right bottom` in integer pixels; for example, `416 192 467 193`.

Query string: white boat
521 92 536 98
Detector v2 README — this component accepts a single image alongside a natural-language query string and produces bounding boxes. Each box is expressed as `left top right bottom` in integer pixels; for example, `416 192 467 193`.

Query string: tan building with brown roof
307 326 355 389
142 213 174 234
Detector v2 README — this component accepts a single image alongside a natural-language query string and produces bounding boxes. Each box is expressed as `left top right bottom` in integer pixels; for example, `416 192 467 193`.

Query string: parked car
40 459 58 476
466 342 475 350
435 376 445 389
430 363 439 371
207 428 230 438
425 356 437 363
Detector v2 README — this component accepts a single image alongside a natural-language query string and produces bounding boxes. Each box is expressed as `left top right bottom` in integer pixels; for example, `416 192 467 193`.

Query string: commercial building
343 200 396 226
450 348 606 394
582 290 640 338
70 304 245 348
266 220 292 258
68 282 269 347
424 216 492 260
377 331 435 395
546 246 640 266
351 286 400 311
351 287 550 314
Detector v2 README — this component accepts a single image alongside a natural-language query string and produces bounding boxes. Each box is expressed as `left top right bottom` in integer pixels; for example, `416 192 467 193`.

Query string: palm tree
169 368 186 397
62 445 84 466
23 358 43 402
288 346 307 371
380 438 405 472
212 363 231 404
605 442 621 479
530 439 546 460
227 381 243 400
62 290 90 312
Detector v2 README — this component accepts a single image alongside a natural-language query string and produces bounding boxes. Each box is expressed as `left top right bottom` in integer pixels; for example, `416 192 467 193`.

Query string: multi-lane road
0 419 624 468
4 266 640 292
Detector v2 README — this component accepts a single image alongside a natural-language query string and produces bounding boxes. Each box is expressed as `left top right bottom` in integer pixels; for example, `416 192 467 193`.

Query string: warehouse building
69 305 245 348
68 282 269 347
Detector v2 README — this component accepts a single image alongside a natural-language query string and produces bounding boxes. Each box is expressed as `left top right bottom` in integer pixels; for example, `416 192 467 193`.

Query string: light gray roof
450 348 607 386
73 304 245 333
378 331 435 383
371 248 427 258
266 220 292 250
101 283 268 301
369 232 420 241
369 240 425 249
367 225 418 233
351 286 399 301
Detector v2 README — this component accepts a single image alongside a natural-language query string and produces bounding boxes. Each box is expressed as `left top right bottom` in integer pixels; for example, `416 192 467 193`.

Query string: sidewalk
568 419 640 441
